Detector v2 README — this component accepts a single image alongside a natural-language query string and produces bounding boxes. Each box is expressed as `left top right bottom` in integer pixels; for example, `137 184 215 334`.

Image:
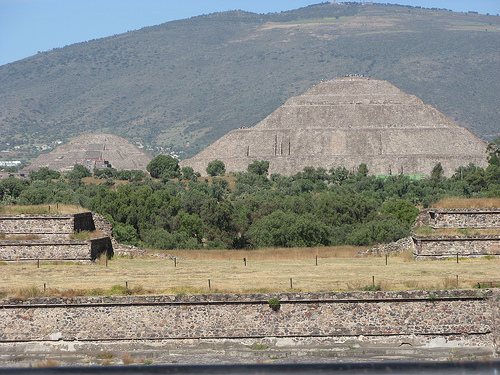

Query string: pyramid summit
24 133 153 173
180 77 488 176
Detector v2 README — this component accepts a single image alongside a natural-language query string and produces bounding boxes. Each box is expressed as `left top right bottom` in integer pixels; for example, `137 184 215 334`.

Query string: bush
206 160 225 177
268 297 281 311
147 155 180 179
112 223 139 246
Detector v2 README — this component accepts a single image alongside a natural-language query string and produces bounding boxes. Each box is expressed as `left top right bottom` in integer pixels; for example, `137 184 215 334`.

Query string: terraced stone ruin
412 208 500 260
24 133 153 173
0 211 113 263
181 77 488 176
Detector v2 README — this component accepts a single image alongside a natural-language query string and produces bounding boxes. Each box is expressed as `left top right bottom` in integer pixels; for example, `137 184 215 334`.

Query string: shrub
268 297 281 311
206 160 225 177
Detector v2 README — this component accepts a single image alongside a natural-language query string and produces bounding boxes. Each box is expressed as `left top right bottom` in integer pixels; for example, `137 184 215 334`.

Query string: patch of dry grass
69 230 106 240
156 246 363 260
432 198 500 209
35 359 60 367
0 248 498 296
3 234 42 241
0 204 87 215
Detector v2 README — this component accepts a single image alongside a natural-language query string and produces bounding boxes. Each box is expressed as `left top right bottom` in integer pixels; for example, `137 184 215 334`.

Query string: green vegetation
268 297 281 311
147 155 180 179
2 150 500 251
206 160 226 177
0 3 498 161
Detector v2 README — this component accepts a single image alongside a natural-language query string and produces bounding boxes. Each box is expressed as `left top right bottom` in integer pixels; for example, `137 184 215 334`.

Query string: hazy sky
0 0 498 66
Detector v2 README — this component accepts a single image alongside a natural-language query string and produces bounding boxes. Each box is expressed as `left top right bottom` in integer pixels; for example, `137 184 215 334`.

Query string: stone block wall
0 290 496 350
413 236 500 259
0 237 113 261
412 209 500 259
73 212 95 232
0 212 113 262
429 209 500 229
0 212 95 236
0 241 90 261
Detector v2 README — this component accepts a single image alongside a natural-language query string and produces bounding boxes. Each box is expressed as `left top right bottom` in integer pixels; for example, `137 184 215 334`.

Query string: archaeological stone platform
0 212 113 262
181 78 487 177
412 209 500 260
0 290 497 359
23 133 153 173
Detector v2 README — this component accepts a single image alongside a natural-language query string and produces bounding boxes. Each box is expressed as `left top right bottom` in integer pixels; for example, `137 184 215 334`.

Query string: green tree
112 223 139 246
247 210 330 248
247 160 270 175
0 177 29 200
147 155 180 179
381 199 420 226
181 166 200 181
357 163 369 177
430 162 444 180
30 167 61 181
206 160 225 176
66 164 91 180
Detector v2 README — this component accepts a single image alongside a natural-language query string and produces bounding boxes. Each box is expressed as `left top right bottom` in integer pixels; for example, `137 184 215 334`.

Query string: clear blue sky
0 0 498 66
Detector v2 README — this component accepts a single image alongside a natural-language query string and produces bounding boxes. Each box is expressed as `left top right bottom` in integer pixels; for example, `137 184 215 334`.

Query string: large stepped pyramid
24 133 153 173
181 77 488 176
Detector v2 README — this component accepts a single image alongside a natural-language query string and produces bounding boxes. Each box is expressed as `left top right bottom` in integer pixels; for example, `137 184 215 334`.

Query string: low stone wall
414 209 500 229
413 235 500 259
0 290 497 351
0 237 113 262
0 212 95 235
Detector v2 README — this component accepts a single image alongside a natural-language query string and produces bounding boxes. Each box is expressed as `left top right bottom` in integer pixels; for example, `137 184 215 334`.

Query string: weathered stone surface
420 209 500 229
0 212 94 235
413 235 500 259
0 212 113 261
181 78 488 176
23 133 153 173
411 209 500 259
0 290 496 350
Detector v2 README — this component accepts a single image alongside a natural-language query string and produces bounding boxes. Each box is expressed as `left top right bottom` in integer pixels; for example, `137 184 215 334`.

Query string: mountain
0 2 498 162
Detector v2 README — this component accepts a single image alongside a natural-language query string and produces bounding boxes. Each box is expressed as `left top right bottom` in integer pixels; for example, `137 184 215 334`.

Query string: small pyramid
24 133 153 172
181 77 487 176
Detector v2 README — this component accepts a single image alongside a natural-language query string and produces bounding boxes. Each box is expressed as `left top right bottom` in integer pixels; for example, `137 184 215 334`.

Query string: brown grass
3 234 42 241
432 198 500 209
0 247 498 296
70 230 106 240
36 359 60 367
121 353 135 365
154 246 363 260
0 204 87 215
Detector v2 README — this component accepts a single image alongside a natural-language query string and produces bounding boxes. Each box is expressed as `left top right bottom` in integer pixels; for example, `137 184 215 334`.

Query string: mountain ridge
0 2 498 161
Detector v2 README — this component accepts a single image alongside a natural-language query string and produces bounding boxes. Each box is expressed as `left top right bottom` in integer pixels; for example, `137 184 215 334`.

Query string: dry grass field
0 204 86 215
431 198 500 209
1 247 498 298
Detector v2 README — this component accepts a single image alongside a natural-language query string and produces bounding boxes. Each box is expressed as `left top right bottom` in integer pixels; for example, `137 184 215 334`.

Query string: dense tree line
2 143 500 250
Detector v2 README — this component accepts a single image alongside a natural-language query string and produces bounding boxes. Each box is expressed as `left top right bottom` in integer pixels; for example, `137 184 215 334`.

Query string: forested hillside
0 2 499 161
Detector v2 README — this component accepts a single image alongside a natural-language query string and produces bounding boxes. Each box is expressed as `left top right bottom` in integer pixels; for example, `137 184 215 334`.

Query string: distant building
0 161 22 167
76 159 112 173
181 78 488 177
23 134 153 173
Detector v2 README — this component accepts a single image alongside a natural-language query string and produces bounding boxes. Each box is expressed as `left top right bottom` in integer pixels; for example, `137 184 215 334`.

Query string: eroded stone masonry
0 290 498 354
0 212 113 262
412 209 500 260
